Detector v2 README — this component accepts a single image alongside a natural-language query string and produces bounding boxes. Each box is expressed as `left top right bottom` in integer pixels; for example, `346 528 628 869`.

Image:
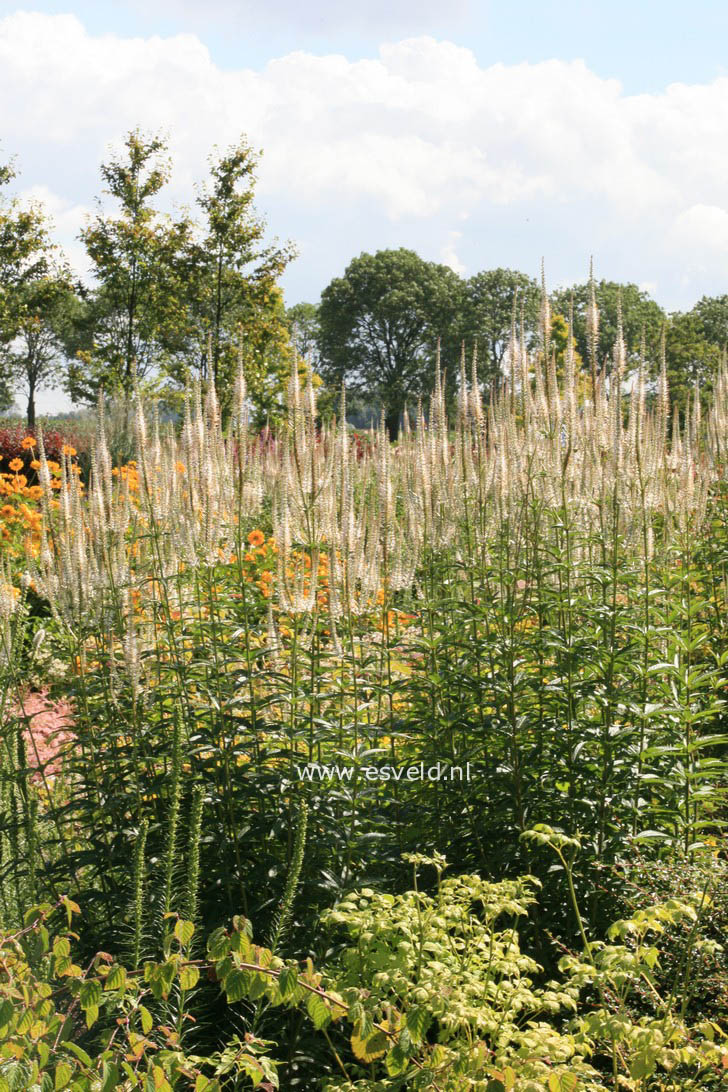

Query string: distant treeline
1 130 726 435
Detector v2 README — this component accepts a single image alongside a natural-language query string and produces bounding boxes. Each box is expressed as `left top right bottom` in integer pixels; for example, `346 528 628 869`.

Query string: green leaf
15 1008 33 1035
247 972 268 1001
139 1005 153 1035
52 936 71 960
0 999 13 1031
224 968 248 1003
207 928 230 961
174 919 195 947
278 966 298 999
306 992 332 1030
145 959 177 1000
549 1075 578 1092
55 1061 73 1089
100 1062 121 1092
238 1056 265 1087
405 1005 431 1044
105 965 127 992
64 1042 93 1067
79 980 102 1011
351 1028 387 1062
385 1044 409 1076
179 964 200 991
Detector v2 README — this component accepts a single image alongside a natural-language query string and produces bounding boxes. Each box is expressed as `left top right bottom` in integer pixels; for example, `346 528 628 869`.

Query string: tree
551 279 666 377
548 311 584 379
664 312 721 417
0 156 49 410
317 249 464 440
690 294 728 351
74 130 194 402
176 140 296 424
286 302 320 366
1 269 81 428
460 269 541 394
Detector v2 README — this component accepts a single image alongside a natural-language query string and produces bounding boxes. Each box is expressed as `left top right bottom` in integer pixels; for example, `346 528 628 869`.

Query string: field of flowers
1 310 728 1090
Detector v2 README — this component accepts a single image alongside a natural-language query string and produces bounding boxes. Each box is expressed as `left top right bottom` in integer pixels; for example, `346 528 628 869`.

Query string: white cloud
127 0 471 34
17 185 92 275
671 203 728 254
440 230 466 275
2 13 728 307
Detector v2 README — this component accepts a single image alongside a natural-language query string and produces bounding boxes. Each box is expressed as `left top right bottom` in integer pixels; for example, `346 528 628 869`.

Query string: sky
1 0 728 412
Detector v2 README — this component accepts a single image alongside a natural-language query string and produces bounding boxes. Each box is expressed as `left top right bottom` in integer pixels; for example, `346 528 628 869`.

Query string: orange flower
175 461 186 474
260 570 273 584
8 458 23 472
247 529 265 547
30 460 41 470
21 436 35 449
61 444 77 457
1 504 15 519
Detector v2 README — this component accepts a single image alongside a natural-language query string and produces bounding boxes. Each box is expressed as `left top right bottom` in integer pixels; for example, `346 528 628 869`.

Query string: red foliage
14 689 75 781
0 425 88 478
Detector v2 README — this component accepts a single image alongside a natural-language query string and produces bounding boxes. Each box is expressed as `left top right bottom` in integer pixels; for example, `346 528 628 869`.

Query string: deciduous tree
551 277 666 376
664 311 721 417
2 268 81 428
318 248 464 440
177 140 296 425
691 294 728 351
73 130 194 402
461 268 541 394
0 157 50 411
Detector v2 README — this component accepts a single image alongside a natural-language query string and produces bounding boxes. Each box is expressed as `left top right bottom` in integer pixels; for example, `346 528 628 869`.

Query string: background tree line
2 131 727 433
0 130 295 428
305 251 728 438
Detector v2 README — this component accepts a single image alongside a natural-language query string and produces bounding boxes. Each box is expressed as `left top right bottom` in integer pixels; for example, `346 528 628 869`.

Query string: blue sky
7 0 728 93
1 0 728 411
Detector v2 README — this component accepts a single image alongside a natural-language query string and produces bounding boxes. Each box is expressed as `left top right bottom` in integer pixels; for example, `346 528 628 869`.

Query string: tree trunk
27 381 36 431
385 407 401 442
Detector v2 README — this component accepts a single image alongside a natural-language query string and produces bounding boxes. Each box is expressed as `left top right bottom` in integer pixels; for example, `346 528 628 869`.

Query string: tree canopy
460 268 541 392
664 311 722 416
0 160 79 419
71 131 194 403
317 248 464 439
66 132 295 425
551 278 666 376
178 140 296 424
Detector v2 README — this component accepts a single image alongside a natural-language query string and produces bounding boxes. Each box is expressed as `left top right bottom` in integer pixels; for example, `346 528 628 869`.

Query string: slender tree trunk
125 260 138 397
213 246 224 389
27 379 36 431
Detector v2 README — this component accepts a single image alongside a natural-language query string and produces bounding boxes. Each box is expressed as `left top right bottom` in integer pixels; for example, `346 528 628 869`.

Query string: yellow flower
21 436 36 450
247 529 265 547
8 458 23 472
61 444 77 457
